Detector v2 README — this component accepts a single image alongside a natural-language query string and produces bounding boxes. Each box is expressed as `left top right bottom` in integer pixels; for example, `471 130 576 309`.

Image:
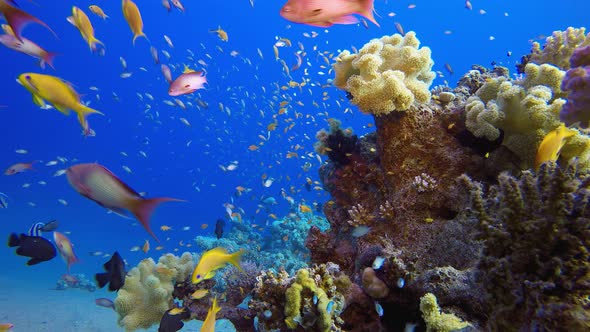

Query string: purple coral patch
561 45 590 127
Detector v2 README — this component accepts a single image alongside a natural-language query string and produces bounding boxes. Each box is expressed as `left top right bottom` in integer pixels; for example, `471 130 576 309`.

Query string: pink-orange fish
280 0 379 27
0 24 57 68
4 161 35 175
0 0 55 41
53 231 79 272
66 163 184 242
168 65 207 96
171 0 184 12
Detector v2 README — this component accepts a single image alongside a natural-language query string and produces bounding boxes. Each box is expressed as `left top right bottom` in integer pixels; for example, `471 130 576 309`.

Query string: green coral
114 252 194 331
459 163 590 330
464 62 590 169
332 31 435 115
419 293 470 332
529 27 590 69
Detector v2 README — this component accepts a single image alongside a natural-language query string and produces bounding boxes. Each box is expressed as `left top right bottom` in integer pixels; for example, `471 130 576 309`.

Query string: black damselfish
8 233 57 265
95 251 126 291
158 308 190 332
214 218 225 239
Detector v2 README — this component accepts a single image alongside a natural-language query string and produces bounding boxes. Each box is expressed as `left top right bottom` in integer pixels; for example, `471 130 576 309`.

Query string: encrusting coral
459 162 590 331
332 31 436 115
114 252 194 331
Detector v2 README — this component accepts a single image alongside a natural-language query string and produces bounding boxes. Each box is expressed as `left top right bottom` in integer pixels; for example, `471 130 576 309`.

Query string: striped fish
0 192 8 209
28 222 45 237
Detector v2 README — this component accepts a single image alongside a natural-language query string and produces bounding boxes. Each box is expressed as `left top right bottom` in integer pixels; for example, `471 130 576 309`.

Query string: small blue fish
0 192 8 208
313 294 318 305
326 300 334 314
372 256 385 270
375 302 383 317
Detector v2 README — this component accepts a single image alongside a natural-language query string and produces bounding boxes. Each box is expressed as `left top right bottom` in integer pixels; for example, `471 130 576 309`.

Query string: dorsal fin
183 64 195 74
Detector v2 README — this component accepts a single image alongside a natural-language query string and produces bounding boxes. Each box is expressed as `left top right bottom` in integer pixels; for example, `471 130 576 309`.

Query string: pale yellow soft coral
420 293 470 332
462 63 590 169
114 252 195 331
529 27 590 70
333 31 435 115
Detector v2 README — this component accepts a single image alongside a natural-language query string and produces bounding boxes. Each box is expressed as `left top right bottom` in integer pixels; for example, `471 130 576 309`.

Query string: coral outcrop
528 27 589 70
333 31 436 115
561 44 590 127
114 252 194 331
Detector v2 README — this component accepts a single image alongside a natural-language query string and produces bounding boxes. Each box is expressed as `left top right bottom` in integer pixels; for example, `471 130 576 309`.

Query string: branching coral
459 162 590 330
114 252 195 331
332 31 435 115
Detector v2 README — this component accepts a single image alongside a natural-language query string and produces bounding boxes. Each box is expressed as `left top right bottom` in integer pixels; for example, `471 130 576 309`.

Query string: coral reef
459 162 590 330
250 263 362 332
114 252 194 331
528 27 590 70
333 31 436 115
561 44 590 127
54 273 96 292
464 62 590 169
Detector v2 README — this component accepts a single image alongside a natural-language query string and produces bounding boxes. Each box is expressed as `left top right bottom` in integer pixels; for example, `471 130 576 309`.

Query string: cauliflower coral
333 31 436 115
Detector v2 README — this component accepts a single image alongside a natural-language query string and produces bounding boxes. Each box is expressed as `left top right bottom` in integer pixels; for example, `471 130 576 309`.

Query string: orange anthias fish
4 161 35 175
280 0 379 27
168 65 207 96
122 0 147 45
88 5 109 19
0 24 57 68
67 6 104 52
66 163 184 242
0 0 55 41
53 231 79 272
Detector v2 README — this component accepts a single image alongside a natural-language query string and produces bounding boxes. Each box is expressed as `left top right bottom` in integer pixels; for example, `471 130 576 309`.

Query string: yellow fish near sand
535 123 577 170
122 0 147 45
191 247 245 284
17 73 103 133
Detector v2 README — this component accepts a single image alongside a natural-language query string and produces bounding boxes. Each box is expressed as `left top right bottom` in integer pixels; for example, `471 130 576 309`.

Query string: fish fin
55 104 71 115
95 272 110 288
356 0 379 27
1 2 57 41
7 233 20 247
31 94 46 108
204 270 216 280
41 51 58 70
229 249 246 272
183 64 195 74
132 32 148 46
212 296 221 314
130 197 185 243
27 257 43 265
306 21 333 27
66 16 76 26
108 207 132 219
89 36 104 52
75 104 103 131
2 23 15 36
332 15 359 25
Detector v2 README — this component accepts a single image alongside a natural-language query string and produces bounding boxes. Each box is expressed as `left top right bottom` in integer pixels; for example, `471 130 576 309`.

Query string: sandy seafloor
0 276 236 332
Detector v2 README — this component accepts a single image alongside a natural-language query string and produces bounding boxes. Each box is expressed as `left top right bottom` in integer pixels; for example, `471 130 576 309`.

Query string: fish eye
25 75 30 79
283 7 291 12
184 84 190 88
196 274 201 279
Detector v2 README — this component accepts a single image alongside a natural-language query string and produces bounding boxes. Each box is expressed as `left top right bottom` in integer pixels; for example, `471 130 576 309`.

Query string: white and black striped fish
28 222 45 237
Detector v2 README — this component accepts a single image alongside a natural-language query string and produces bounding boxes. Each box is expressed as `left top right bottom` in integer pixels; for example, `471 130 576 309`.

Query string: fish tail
358 0 379 27
1 2 57 41
89 37 105 52
212 296 221 314
75 104 103 132
132 32 148 46
41 51 58 69
229 249 246 272
131 197 184 243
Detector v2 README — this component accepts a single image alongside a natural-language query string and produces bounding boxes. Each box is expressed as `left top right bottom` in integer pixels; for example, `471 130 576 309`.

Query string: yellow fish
17 73 103 133
67 6 103 52
190 288 209 300
191 247 245 284
88 5 109 19
122 0 147 45
169 307 185 315
200 297 221 332
535 124 577 170
209 25 228 42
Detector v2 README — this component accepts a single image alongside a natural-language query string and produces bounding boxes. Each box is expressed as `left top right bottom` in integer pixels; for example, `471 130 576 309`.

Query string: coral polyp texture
459 162 590 331
114 252 195 331
332 31 436 115
529 27 589 70
561 44 590 127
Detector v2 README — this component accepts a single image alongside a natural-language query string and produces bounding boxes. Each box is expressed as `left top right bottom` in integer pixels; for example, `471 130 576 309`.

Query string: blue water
0 0 588 329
